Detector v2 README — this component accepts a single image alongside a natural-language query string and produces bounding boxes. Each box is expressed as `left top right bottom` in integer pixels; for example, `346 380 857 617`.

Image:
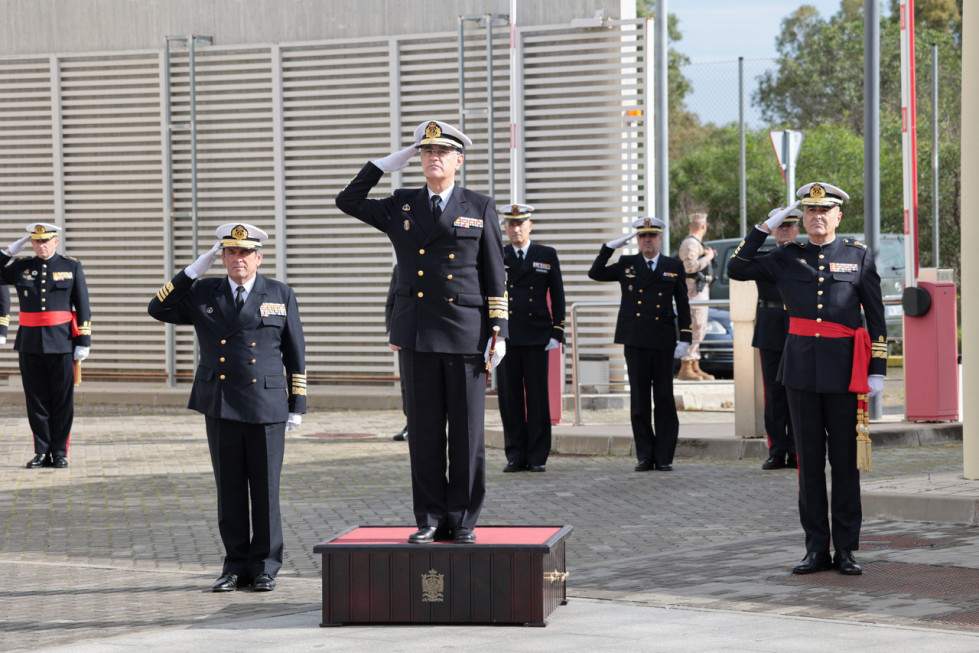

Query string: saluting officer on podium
588 217 692 472
497 204 565 473
148 223 306 593
727 182 887 576
336 120 508 545
0 223 91 469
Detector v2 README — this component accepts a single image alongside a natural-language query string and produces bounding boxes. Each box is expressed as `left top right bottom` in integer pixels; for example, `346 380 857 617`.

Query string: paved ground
1 396 978 651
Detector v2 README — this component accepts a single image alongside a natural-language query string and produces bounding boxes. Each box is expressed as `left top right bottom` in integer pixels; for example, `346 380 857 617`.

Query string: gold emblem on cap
34 225 45 235
512 204 519 215
231 224 248 240
643 218 653 229
810 184 826 199
425 122 442 139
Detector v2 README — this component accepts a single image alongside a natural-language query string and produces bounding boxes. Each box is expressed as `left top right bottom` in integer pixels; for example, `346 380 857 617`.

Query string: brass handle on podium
544 569 569 583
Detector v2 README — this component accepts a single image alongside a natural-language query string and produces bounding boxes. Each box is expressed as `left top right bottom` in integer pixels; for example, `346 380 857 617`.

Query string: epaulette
842 238 867 250
784 241 803 248
64 255 79 261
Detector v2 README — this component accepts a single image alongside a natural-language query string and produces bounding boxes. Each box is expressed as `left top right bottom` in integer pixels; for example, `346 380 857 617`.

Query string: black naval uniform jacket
728 228 887 393
0 285 9 340
336 162 508 351
588 246 692 348
751 249 789 353
504 243 565 346
148 271 307 423
0 251 92 353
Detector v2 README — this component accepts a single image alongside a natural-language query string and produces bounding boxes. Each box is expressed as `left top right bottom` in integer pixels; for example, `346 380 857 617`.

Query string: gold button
529 298 533 303
449 254 455 259
221 339 227 345
818 290 823 296
816 318 822 323
448 298 454 302
817 304 823 309
819 265 825 271
509 284 513 288
638 289 643 293
655 317 660 321
447 275 453 280
41 289 46 293
636 313 641 317
41 306 46 311
815 333 821 338
417 270 424 276
250 359 256 364
417 292 424 298
637 301 642 305
658 292 663 297
220 374 226 380
252 379 257 384
41 298 45 303
509 310 513 314
41 279 46 284
251 342 257 347
529 286 534 290
818 277 824 283
656 305 661 309
219 357 226 362
419 249 425 254
818 254 825 259
42 264 47 268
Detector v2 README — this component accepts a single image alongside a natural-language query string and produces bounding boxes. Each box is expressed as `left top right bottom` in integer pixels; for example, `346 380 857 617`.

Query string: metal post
738 57 747 236
864 0 882 419
486 14 495 198
508 0 524 203
458 16 467 187
162 45 176 387
271 44 287 281
654 0 669 252
188 37 200 257
932 43 940 266
570 305 581 425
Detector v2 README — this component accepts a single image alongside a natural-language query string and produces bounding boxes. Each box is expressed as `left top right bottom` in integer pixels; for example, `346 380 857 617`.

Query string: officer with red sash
1 223 91 469
728 182 887 576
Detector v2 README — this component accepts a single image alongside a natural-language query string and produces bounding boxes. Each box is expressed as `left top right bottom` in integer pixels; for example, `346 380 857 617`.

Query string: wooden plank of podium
313 525 573 627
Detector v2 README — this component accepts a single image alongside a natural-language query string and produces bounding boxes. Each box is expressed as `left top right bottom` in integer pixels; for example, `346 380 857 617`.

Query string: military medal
404 220 410 231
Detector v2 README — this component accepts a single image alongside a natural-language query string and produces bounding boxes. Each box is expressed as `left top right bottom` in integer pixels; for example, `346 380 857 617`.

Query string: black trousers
758 348 794 460
786 388 861 553
204 416 286 580
20 351 74 457
623 345 678 465
497 344 551 467
401 349 486 531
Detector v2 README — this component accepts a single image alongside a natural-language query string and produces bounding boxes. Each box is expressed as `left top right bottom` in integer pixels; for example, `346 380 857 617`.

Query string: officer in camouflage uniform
677 213 717 381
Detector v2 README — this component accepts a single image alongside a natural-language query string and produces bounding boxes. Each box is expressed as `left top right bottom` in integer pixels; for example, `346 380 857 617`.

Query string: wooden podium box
313 525 572 627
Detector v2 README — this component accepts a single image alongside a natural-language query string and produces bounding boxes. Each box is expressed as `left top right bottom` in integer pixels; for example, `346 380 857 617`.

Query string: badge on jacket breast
260 302 287 317
533 261 550 273
625 266 636 278
453 217 483 229
53 272 73 281
829 262 858 273
661 271 678 279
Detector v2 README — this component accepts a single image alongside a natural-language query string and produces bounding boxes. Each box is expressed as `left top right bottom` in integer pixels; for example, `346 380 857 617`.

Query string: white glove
372 145 417 173
763 200 803 231
605 232 637 250
184 242 221 279
544 338 560 351
485 338 506 370
0 336 7 345
73 346 90 361
867 374 885 398
673 342 690 359
7 235 31 255
286 413 302 431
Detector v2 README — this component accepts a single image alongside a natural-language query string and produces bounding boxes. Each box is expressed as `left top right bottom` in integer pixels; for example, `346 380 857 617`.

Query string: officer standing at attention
727 183 887 576
1 223 91 469
588 217 692 472
676 212 717 381
335 120 508 545
498 204 565 473
148 223 306 593
754 206 802 471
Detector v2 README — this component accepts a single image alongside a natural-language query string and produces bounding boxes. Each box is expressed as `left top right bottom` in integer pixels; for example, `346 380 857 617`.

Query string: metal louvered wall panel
0 19 648 385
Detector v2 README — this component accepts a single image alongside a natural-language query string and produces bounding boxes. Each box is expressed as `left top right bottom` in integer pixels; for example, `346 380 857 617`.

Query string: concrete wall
0 0 634 55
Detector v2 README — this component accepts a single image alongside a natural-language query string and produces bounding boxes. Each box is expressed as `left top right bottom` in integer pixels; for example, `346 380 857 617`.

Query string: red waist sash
788 317 871 394
20 311 80 337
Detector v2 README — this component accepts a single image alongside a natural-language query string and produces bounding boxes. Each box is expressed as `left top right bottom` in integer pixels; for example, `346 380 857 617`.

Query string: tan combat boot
677 359 700 381
693 360 715 381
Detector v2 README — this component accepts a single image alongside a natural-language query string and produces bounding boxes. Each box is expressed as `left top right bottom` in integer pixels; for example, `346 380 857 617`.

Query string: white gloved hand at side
7 235 31 255
73 346 90 361
605 232 638 250
372 145 417 173
286 413 302 431
763 200 803 231
867 374 885 398
184 242 222 279
673 342 690 359
485 338 507 370
0 336 6 346
544 338 560 351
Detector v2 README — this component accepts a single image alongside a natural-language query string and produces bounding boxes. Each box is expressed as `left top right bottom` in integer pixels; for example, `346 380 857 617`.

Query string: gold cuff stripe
0 316 8 326
156 281 174 302
871 351 888 359
489 310 507 319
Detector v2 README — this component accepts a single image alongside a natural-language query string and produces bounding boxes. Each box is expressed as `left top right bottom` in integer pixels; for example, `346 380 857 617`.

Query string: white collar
228 275 258 294
427 185 455 206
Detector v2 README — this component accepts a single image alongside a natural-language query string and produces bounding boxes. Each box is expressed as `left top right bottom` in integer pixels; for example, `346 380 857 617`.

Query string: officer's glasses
420 146 459 158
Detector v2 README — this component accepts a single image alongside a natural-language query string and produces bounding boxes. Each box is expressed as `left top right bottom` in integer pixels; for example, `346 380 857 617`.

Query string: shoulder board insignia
785 241 803 248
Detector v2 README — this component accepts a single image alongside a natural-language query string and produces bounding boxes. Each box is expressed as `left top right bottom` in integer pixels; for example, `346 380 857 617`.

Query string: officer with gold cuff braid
148 222 306 593
336 119 508 545
1 223 91 470
728 182 887 577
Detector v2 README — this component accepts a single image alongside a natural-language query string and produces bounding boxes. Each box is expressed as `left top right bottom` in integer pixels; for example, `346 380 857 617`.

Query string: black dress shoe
252 573 276 591
762 456 786 470
786 454 798 469
833 549 862 575
212 573 240 592
408 526 438 543
527 464 546 472
634 459 655 472
792 551 833 575
393 427 408 442
503 461 525 473
52 456 69 468
452 527 476 544
26 454 50 469
654 463 673 471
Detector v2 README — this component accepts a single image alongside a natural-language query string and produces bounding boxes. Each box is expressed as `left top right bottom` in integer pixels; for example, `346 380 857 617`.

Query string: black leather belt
757 300 784 309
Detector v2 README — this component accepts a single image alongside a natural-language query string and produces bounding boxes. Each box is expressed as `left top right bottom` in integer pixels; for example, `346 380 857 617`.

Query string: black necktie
235 285 245 312
517 250 524 260
647 259 654 271
431 195 442 220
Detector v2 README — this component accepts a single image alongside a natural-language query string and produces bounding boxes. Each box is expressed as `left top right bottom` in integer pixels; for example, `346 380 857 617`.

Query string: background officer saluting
728 182 887 577
336 120 508 545
148 223 306 593
588 217 692 472
497 204 565 473
754 206 801 471
0 223 91 469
